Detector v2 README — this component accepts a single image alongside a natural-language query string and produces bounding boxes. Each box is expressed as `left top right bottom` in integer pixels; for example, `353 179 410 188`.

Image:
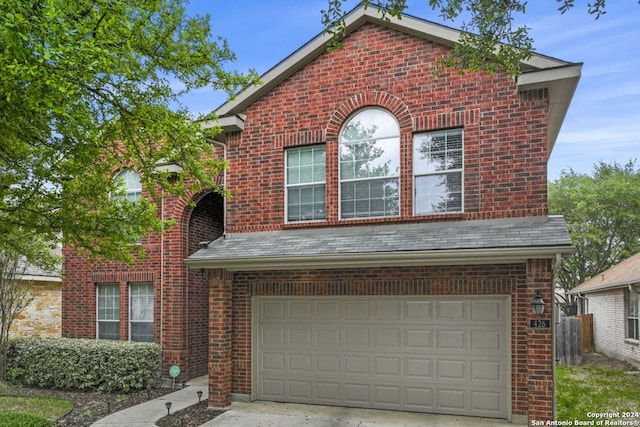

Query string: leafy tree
0 250 34 382
0 0 259 264
549 160 640 294
322 0 629 76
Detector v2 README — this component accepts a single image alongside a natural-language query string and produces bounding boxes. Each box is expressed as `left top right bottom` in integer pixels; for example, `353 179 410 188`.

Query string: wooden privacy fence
556 316 582 365
577 314 594 353
555 314 594 365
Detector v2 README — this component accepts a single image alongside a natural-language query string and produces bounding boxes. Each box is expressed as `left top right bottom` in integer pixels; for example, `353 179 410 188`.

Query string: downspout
210 140 228 234
551 252 563 420
160 194 165 357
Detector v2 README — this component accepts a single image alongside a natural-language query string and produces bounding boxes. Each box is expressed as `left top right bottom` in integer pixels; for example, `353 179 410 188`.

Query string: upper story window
413 129 463 215
286 145 326 222
628 289 639 341
112 169 142 202
339 108 400 219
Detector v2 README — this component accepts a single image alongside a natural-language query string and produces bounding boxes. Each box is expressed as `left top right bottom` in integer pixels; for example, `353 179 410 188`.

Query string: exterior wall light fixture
532 291 546 314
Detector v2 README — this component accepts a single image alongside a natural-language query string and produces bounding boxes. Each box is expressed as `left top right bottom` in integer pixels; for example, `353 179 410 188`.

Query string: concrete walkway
90 376 208 427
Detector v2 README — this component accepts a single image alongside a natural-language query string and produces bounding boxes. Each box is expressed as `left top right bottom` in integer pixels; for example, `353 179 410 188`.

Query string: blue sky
181 1 640 181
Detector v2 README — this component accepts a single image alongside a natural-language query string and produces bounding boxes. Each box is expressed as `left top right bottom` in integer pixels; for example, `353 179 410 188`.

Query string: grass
0 395 74 421
556 364 640 420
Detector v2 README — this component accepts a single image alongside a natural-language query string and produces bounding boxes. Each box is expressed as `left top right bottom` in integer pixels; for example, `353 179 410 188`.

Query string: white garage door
255 296 510 418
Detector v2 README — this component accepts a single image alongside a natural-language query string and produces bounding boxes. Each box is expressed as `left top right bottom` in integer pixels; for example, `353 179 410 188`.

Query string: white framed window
413 129 463 215
286 145 326 222
97 283 119 340
112 169 142 202
627 289 639 341
339 108 400 219
129 283 154 342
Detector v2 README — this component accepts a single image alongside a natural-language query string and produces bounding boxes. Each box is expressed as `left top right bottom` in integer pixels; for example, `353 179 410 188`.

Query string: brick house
570 253 640 368
62 6 581 424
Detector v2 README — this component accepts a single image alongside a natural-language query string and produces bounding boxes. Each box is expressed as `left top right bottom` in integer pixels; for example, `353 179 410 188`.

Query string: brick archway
326 91 413 139
179 190 225 379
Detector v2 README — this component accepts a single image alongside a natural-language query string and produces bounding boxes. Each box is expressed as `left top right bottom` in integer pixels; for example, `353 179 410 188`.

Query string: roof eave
517 63 582 155
214 6 580 119
570 278 640 295
185 245 574 272
19 274 62 283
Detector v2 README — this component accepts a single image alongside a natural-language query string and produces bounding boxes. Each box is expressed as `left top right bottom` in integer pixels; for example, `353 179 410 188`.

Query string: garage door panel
317 354 340 374
289 301 312 319
471 360 504 384
261 352 284 370
345 355 370 375
471 390 503 414
317 301 339 319
374 328 401 347
262 325 285 345
261 301 285 319
375 357 402 376
406 358 433 379
373 301 401 320
256 297 509 418
289 327 311 345
438 388 466 411
345 301 369 319
316 382 341 403
344 383 369 404
289 380 312 400
471 300 505 322
405 329 432 349
288 353 312 372
261 378 284 399
437 359 466 380
406 300 433 320
436 329 467 350
317 327 339 346
471 329 505 353
375 385 401 406
436 300 466 321
345 327 370 346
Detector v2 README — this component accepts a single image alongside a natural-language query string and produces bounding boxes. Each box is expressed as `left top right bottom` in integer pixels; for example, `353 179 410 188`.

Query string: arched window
339 108 400 219
112 169 142 202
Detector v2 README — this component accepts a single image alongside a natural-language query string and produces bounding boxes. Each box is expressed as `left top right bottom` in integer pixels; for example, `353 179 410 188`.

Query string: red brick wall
226 262 551 419
185 192 225 377
62 184 225 380
224 23 549 233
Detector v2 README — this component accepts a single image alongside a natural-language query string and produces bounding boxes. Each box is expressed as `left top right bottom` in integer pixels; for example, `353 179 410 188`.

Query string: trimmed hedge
0 412 54 427
7 337 160 392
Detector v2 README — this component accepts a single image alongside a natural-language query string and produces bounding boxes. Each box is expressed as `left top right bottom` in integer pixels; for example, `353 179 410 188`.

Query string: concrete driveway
200 401 525 427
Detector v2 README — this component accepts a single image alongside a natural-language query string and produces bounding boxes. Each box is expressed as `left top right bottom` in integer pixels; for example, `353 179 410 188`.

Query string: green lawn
0 395 73 421
556 364 640 421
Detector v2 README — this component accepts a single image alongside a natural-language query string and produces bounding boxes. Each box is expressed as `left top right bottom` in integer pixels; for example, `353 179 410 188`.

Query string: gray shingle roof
186 216 573 271
570 251 640 294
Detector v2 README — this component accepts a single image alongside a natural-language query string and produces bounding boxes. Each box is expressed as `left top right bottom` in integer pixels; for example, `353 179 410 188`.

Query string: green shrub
7 337 160 393
0 412 54 427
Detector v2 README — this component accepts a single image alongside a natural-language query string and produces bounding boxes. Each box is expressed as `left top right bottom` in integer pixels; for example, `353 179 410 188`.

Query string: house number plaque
529 319 551 329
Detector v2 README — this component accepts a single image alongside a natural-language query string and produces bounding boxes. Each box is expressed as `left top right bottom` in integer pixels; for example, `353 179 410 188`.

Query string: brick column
526 259 554 424
208 269 233 408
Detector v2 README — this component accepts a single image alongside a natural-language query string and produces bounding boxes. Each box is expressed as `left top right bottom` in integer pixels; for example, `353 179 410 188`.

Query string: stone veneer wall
9 280 61 337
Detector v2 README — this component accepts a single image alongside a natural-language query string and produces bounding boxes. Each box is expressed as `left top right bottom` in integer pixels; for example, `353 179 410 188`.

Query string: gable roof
185 216 574 271
570 252 640 294
205 5 582 154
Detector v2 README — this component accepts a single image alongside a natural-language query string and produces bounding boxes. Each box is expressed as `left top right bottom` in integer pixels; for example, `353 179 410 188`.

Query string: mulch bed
0 385 222 427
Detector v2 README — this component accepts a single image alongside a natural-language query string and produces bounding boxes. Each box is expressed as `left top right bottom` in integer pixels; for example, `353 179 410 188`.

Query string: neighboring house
570 253 640 368
62 6 581 424
9 260 62 338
